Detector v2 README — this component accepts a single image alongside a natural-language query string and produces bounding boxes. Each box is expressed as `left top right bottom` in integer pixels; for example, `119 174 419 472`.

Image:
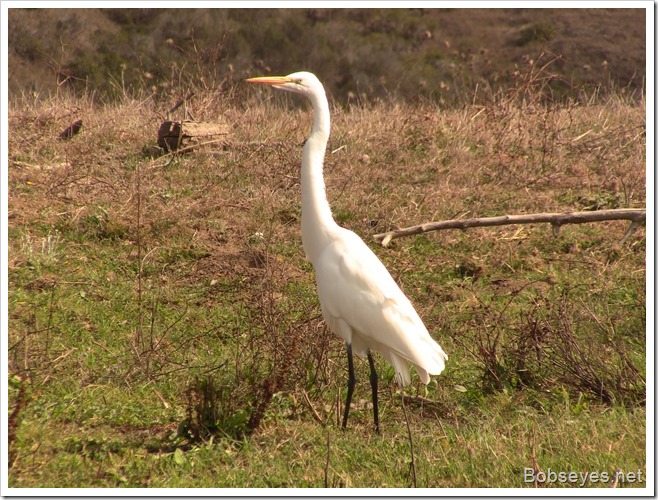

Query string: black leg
367 350 380 434
342 343 356 429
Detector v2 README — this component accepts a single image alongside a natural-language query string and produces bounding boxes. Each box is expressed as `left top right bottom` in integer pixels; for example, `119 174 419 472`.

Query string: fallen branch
373 208 646 247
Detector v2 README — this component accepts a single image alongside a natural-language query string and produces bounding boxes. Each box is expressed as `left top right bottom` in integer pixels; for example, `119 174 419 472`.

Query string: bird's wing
315 229 447 380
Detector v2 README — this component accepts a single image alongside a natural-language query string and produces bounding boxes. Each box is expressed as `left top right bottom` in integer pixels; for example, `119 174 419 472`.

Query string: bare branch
373 209 646 246
620 220 642 245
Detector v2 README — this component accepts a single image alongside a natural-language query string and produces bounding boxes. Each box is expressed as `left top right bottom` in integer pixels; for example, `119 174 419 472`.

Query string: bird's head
247 71 323 98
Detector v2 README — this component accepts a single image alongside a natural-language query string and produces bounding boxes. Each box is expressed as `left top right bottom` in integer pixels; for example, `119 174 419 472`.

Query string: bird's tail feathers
390 337 448 387
389 353 412 386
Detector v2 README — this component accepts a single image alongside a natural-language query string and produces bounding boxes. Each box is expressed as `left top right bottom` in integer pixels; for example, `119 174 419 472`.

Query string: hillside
7 7 646 103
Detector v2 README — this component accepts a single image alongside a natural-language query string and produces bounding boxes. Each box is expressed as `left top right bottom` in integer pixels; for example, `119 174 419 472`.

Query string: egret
247 71 447 434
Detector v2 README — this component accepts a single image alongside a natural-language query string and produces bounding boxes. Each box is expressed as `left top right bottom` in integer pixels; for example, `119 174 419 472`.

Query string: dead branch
373 208 646 247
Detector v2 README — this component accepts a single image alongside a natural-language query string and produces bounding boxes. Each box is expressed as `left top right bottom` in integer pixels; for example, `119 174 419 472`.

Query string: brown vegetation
6 49 646 485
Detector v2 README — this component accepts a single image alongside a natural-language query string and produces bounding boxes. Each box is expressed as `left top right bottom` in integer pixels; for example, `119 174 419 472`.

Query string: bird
247 71 448 434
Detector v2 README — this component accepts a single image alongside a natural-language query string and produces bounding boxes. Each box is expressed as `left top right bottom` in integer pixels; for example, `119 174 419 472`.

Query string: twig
620 220 641 245
302 389 324 425
401 394 438 406
158 138 231 168
374 208 646 246
324 432 331 488
153 387 171 409
44 287 55 362
134 158 145 370
529 424 544 488
400 394 417 488
154 140 288 167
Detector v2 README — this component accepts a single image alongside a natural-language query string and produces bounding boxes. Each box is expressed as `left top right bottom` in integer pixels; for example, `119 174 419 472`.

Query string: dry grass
7 75 646 487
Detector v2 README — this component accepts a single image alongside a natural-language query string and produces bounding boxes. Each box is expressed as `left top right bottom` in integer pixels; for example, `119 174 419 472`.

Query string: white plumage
314 229 447 386
248 71 447 432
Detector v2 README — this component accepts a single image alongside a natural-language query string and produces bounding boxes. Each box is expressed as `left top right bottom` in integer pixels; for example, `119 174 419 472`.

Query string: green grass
7 82 646 489
9 390 645 488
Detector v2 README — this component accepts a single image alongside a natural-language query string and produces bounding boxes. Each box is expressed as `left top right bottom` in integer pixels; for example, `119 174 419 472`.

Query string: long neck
301 90 339 263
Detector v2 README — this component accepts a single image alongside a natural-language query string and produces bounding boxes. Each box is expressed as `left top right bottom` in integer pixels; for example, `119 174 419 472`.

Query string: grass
6 74 646 489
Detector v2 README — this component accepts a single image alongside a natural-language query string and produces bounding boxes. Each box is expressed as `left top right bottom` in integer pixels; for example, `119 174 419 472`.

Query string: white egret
247 71 447 433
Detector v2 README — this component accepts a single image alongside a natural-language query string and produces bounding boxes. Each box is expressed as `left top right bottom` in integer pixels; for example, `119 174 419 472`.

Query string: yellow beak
246 76 293 85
